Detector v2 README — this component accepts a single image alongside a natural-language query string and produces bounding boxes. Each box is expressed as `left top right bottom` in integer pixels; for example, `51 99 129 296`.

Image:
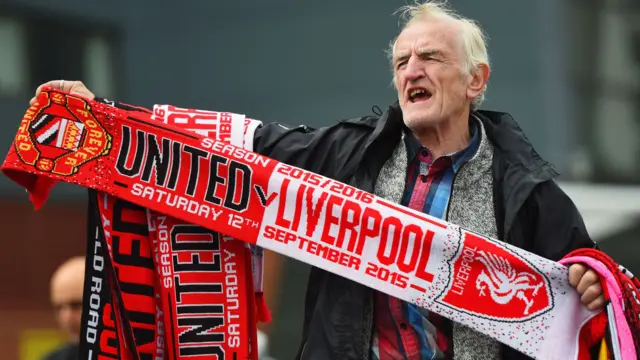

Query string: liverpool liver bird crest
475 250 544 315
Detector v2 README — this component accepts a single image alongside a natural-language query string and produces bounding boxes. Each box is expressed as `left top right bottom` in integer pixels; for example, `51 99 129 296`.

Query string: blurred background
0 0 639 359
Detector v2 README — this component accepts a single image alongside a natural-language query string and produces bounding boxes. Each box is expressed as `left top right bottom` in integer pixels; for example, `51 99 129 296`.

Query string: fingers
29 80 93 105
576 269 600 294
569 265 606 311
30 80 63 105
580 281 602 303
568 263 587 288
585 292 606 311
38 80 66 93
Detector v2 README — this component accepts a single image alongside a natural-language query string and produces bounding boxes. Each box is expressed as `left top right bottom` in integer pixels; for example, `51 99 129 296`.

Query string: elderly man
43 256 85 360
32 2 604 359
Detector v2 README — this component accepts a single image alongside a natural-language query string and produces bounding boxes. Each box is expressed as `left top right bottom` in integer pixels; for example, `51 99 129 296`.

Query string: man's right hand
30 80 95 106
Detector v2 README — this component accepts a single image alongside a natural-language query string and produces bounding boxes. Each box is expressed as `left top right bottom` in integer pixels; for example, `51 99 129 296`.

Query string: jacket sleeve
252 120 372 177
253 123 323 166
516 180 597 261
94 97 153 115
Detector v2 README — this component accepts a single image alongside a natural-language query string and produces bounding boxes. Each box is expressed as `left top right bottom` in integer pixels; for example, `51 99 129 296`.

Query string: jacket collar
365 101 557 181
474 109 557 177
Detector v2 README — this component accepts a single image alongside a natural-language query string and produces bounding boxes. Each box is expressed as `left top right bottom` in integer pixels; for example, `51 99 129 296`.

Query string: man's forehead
51 280 83 302
50 261 85 299
393 20 460 56
393 46 445 59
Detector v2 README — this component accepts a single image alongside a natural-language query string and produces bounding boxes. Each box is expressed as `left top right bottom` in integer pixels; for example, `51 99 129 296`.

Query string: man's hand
30 80 95 106
568 263 606 311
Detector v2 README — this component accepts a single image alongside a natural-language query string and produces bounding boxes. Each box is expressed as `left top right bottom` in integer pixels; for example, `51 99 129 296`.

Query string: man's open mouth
408 87 432 103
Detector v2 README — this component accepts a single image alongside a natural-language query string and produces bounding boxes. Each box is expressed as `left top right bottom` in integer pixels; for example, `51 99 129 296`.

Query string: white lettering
224 255 241 348
451 246 477 295
131 184 221 222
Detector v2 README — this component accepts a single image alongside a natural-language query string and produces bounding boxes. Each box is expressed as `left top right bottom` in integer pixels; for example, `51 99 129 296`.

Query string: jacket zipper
300 341 307 359
445 170 460 221
363 292 373 360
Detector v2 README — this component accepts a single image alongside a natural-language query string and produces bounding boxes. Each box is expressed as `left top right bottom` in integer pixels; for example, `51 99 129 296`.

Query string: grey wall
0 0 572 198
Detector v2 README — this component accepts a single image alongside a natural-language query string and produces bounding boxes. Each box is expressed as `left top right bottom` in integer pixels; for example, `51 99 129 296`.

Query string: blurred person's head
50 256 85 341
390 0 490 135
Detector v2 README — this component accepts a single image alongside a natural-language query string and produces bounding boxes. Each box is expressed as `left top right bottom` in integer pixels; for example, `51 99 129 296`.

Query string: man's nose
404 56 425 81
58 306 74 323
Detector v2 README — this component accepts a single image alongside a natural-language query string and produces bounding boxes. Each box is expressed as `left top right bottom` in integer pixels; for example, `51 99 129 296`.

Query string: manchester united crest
13 91 112 176
436 231 554 322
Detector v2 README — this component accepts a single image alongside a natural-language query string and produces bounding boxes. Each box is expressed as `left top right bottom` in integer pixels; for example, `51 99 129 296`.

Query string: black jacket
252 102 595 360
42 343 79 360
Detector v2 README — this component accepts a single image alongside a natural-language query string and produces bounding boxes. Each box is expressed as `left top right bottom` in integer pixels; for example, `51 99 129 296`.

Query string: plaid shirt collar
403 116 481 173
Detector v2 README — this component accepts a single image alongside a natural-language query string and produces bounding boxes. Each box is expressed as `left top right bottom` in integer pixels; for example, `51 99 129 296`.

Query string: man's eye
396 61 407 69
422 55 439 62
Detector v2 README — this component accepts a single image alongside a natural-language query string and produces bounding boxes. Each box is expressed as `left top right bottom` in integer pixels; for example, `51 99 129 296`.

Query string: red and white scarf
560 249 640 360
3 89 638 360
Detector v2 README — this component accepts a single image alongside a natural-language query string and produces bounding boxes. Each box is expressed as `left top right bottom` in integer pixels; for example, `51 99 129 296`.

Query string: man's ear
467 63 490 100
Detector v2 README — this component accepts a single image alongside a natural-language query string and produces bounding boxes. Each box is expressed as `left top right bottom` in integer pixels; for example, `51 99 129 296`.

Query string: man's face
50 262 84 341
393 18 472 131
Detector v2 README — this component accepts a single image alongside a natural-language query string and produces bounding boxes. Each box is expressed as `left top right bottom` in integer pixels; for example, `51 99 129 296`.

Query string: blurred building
0 0 638 359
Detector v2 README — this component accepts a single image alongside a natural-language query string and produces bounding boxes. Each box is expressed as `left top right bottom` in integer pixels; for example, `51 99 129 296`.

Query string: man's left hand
568 264 606 311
